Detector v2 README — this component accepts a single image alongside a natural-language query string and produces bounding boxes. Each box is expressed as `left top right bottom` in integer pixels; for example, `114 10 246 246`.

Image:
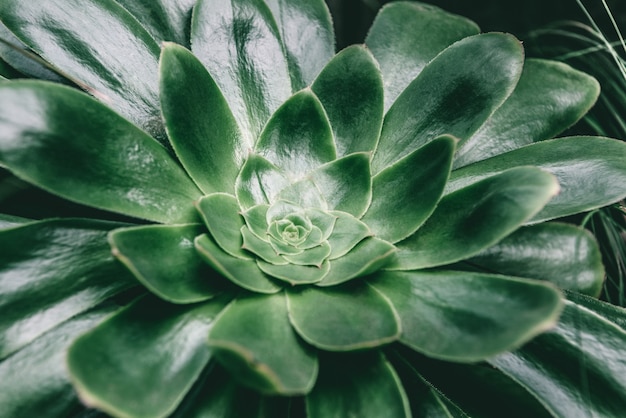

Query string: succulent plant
2 0 626 417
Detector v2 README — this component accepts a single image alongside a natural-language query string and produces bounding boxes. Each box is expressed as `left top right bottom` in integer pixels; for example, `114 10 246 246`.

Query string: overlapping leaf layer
1 1 626 417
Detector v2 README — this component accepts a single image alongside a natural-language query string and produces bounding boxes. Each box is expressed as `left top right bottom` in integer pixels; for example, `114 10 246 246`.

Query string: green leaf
191 0 292 141
0 219 135 359
372 32 523 174
362 135 455 243
489 301 626 417
306 352 410 418
0 55 21 79
241 226 286 264
371 270 563 362
208 293 318 395
256 90 336 178
317 238 396 287
257 260 330 285
114 0 195 46
309 153 372 218
365 1 480 111
0 213 30 229
565 291 626 330
312 45 383 156
236 154 290 209
0 305 118 418
241 204 270 240
0 0 165 142
326 211 372 259
160 43 247 195
466 223 604 297
278 178 327 209
390 167 559 270
283 242 331 266
455 59 601 168
0 81 202 224
67 295 229 418
109 224 223 304
197 193 247 259
287 282 400 350
264 0 334 90
447 136 626 223
195 234 281 294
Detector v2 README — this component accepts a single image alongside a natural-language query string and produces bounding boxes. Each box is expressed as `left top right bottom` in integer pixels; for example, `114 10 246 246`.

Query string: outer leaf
490 301 626 417
466 223 604 297
0 305 118 418
195 234 281 294
109 224 223 304
0 219 135 359
236 154 290 209
0 0 165 142
114 0 196 46
208 293 318 395
264 0 334 90
362 135 455 243
371 32 523 174
67 295 229 418
365 1 480 111
191 0 292 141
446 136 626 223
160 43 247 194
286 282 400 350
317 238 396 287
0 81 202 224
306 352 410 418
309 153 372 218
256 90 336 178
196 193 247 259
312 45 383 156
390 167 559 270
455 59 601 168
371 271 563 362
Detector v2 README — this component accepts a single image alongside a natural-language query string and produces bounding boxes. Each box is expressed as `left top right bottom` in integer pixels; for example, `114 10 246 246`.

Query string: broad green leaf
0 219 135 359
257 260 330 285
68 295 229 418
195 234 281 294
318 238 396 287
490 301 626 417
306 352 410 418
309 153 372 218
0 213 30 229
0 0 166 142
455 59 601 168
362 135 455 243
372 32 523 174
197 193 247 259
256 90 336 178
208 293 318 395
448 136 626 223
0 305 118 418
365 1 480 111
236 154 290 209
191 0 292 141
264 0 334 90
312 45 383 156
286 282 400 350
160 43 247 194
114 0 195 46
0 81 202 224
371 271 563 362
466 223 604 297
278 178 327 209
327 211 372 259
390 167 558 270
565 291 626 330
109 224 223 304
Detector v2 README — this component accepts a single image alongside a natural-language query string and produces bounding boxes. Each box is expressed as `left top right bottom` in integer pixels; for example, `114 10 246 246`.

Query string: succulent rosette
2 0 626 417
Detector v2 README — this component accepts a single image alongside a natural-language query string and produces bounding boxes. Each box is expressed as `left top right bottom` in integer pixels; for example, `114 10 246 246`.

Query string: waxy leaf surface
236 154 290 209
109 224 223 304
208 293 318 395
68 295 229 418
160 43 246 194
0 81 202 223
197 193 247 259
371 271 563 362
